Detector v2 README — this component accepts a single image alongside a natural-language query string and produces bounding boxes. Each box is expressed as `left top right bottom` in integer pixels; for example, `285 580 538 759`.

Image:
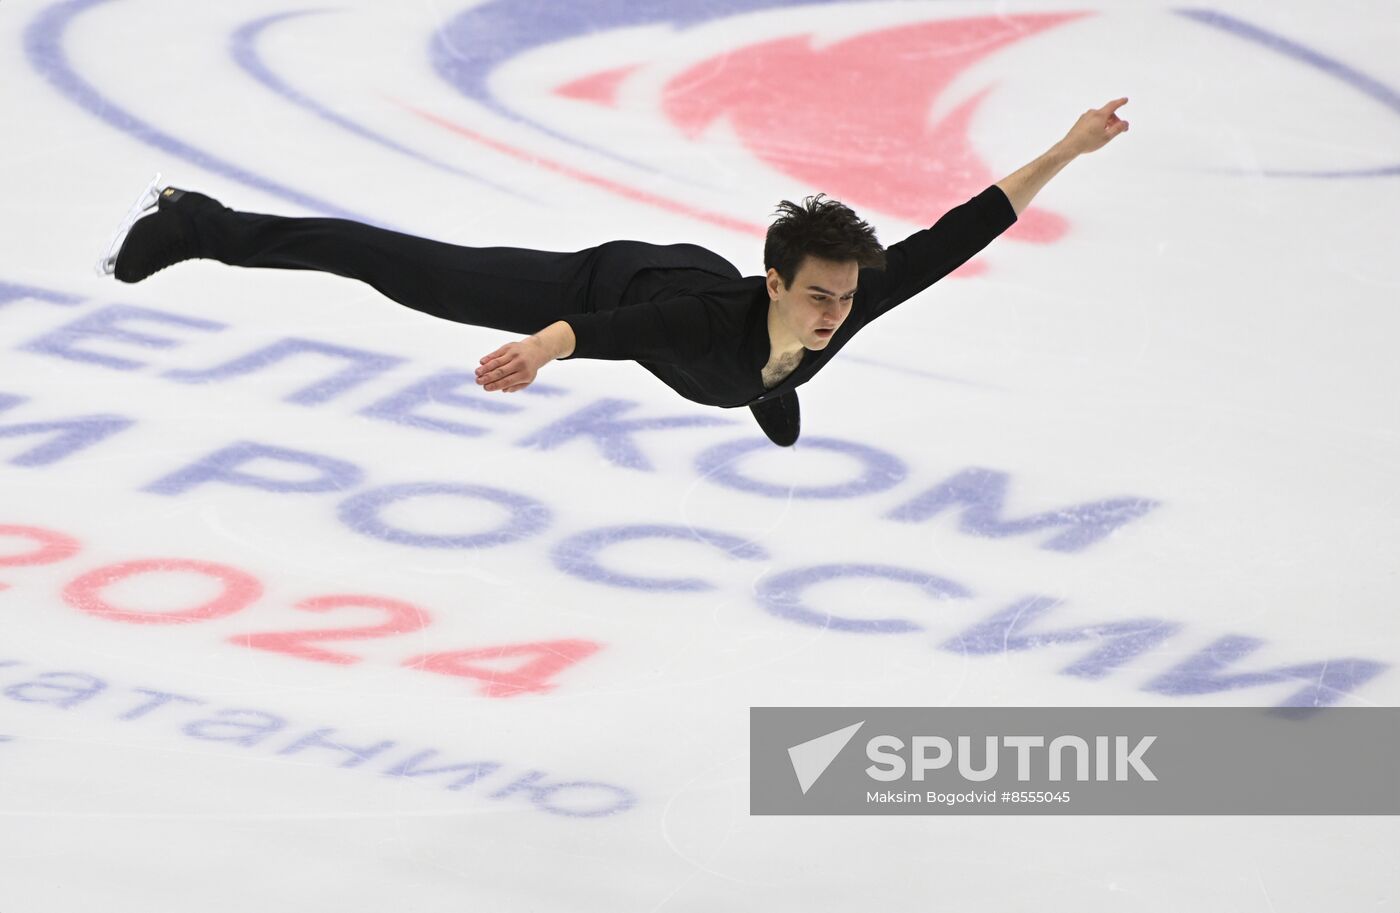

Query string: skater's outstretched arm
857 96 1130 319
854 184 1017 317
995 97 1130 215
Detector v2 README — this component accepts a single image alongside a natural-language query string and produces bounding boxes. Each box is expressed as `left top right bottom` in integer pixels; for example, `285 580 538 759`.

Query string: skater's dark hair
764 194 885 288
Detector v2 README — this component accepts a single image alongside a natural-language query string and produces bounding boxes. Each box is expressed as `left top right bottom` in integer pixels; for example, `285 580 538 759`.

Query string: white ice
2 0 1398 910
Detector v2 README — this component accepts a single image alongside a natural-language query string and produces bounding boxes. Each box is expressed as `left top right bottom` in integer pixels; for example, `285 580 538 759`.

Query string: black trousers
197 207 739 334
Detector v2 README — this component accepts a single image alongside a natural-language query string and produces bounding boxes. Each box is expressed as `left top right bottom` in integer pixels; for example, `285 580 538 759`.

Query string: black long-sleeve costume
193 184 1018 443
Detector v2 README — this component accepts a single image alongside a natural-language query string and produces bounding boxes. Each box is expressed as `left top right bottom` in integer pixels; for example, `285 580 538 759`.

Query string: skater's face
766 256 859 350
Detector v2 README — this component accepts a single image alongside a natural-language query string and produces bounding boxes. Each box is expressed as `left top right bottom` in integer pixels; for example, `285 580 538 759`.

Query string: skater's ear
766 266 791 300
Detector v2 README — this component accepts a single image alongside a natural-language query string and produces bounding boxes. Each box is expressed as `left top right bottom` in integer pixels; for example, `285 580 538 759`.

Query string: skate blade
95 172 163 277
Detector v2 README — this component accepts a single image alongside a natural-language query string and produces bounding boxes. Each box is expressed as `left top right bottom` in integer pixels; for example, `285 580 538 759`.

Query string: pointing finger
1100 97 1128 114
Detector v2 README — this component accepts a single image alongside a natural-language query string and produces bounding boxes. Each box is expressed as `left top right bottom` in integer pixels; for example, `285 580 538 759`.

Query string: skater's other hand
1061 97 1129 155
476 337 551 392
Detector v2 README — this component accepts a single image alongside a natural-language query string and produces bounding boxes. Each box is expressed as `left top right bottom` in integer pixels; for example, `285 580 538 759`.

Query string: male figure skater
103 98 1129 446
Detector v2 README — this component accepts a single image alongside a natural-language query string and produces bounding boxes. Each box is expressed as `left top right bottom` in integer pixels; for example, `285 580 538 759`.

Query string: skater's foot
108 186 226 283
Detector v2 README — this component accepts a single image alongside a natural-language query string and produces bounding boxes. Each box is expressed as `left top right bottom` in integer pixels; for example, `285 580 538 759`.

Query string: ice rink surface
3 0 1399 909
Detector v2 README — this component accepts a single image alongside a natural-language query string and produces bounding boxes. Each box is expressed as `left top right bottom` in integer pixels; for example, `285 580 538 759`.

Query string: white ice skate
95 172 163 277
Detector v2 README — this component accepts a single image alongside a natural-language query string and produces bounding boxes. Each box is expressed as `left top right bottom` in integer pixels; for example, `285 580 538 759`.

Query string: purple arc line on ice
429 0 847 186
1177 8 1400 177
230 10 536 202
24 0 384 224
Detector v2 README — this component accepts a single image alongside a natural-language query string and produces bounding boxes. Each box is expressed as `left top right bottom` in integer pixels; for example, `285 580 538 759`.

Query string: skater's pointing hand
1062 97 1130 155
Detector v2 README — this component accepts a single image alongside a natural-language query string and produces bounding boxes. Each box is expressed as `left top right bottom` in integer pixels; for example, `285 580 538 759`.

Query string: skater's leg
200 208 597 335
112 189 598 335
